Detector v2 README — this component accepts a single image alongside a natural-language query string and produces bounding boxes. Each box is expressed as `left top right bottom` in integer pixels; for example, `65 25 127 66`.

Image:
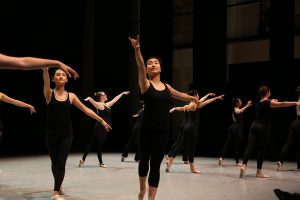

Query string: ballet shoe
239 166 246 178
100 163 107 168
165 160 171 172
236 163 242 167
256 173 270 178
78 159 84 167
218 158 223 166
191 168 200 174
121 156 125 162
276 161 282 171
59 187 65 195
51 192 65 200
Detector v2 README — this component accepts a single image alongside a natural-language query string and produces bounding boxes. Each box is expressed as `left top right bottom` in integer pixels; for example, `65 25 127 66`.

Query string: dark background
0 1 299 164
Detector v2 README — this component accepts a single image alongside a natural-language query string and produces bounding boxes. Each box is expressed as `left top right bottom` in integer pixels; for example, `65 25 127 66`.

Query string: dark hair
145 56 162 67
93 91 105 101
187 90 198 96
296 86 300 97
232 98 241 107
258 85 270 98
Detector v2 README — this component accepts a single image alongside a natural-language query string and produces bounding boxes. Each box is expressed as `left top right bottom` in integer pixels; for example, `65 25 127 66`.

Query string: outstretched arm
199 93 215 103
71 93 112 132
106 91 130 107
0 92 36 114
166 84 198 103
270 99 300 108
128 35 150 94
170 101 197 113
198 94 224 108
0 53 79 79
84 97 105 110
235 100 252 114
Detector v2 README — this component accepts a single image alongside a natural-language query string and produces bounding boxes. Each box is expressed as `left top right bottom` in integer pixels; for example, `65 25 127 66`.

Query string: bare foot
218 158 223 166
166 160 171 172
240 165 246 178
256 173 270 178
138 189 147 200
276 161 282 171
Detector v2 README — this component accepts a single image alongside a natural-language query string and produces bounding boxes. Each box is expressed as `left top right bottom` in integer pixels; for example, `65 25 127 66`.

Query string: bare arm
198 94 224 108
235 100 252 114
0 92 36 114
0 53 79 79
199 93 215 103
270 99 299 108
166 84 198 102
106 91 130 108
70 93 112 132
84 97 105 110
170 101 197 113
128 35 150 94
42 68 52 104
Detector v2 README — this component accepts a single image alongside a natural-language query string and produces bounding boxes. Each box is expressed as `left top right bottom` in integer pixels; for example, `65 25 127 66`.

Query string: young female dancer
79 90 129 168
277 86 300 171
219 98 252 166
129 35 200 200
166 90 224 174
239 85 300 178
42 68 111 200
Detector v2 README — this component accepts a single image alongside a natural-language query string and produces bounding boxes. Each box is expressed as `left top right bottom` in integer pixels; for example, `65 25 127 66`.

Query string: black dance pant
279 117 300 169
82 122 107 164
46 134 73 191
138 128 169 187
242 122 270 169
220 122 243 163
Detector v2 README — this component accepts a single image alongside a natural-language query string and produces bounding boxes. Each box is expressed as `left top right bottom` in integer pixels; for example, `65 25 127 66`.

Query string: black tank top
96 104 112 126
186 110 200 128
46 90 72 131
141 83 171 130
254 100 271 125
232 110 243 124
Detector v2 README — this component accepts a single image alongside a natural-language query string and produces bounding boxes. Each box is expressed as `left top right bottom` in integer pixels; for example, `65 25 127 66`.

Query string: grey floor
0 153 299 200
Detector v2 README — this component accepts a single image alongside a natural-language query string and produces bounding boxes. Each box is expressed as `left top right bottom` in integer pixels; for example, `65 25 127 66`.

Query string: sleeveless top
141 82 172 130
96 104 112 126
46 90 72 135
232 109 243 124
254 100 272 127
186 109 200 128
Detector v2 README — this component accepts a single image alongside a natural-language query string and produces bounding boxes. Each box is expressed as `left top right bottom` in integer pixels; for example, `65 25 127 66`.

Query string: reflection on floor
0 153 299 200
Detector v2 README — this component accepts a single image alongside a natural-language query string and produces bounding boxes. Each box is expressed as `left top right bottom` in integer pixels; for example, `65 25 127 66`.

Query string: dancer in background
166 91 224 174
219 98 252 166
239 85 300 178
0 92 36 143
129 35 200 200
42 68 111 200
79 90 130 168
277 86 300 171
121 100 144 162
0 53 78 79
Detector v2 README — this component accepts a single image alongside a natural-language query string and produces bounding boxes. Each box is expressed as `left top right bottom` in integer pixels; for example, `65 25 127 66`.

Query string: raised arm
106 91 130 108
42 68 52 104
0 53 79 79
128 35 150 94
0 92 36 114
71 93 112 132
198 94 224 108
84 97 105 110
235 100 252 114
199 93 215 103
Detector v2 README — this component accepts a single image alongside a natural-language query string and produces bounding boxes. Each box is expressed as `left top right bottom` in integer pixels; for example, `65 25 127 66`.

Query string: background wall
0 0 299 163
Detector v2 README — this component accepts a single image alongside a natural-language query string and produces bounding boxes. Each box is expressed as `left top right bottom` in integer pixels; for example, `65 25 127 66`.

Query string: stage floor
0 153 299 200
